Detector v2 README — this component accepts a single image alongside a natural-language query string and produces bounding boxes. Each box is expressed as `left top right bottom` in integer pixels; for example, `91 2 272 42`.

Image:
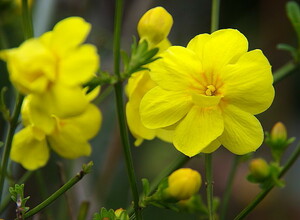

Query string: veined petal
191 92 222 107
201 139 221 154
140 86 192 129
149 46 203 91
218 105 264 155
50 17 91 56
59 44 99 85
11 126 49 170
202 29 248 72
187 33 211 59
174 105 224 157
221 49 275 114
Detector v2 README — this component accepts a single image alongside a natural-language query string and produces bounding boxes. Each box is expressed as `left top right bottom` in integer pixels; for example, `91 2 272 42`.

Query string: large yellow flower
10 97 102 170
126 7 174 145
1 17 99 122
140 29 275 157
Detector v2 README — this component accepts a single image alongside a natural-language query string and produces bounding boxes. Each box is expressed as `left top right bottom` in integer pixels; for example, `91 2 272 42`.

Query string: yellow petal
187 33 211 59
191 92 222 107
218 105 264 155
31 84 89 118
201 29 248 72
174 106 224 157
51 17 91 56
156 128 174 143
24 95 56 134
11 126 49 170
126 101 156 141
4 39 56 94
201 139 221 153
59 44 99 85
140 86 192 129
221 49 275 114
67 104 102 140
149 46 202 91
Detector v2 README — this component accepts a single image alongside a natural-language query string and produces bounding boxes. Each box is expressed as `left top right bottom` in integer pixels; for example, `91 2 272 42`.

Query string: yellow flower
140 29 275 156
167 168 201 200
10 102 102 170
1 17 99 124
138 7 173 46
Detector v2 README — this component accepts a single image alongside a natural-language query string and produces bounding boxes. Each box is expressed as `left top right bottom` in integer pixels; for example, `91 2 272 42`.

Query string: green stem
77 201 89 220
234 142 300 220
21 0 34 39
113 0 142 219
0 94 24 204
220 156 240 220
211 0 220 33
205 154 214 220
24 164 91 218
273 61 298 84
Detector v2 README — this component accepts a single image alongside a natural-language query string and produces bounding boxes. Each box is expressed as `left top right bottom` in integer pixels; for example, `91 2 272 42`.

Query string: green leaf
141 178 150 197
287 2 300 43
277 43 299 61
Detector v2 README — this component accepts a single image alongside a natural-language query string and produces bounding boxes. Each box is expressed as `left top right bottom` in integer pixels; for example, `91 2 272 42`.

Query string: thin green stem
211 0 220 33
77 201 90 220
0 94 24 204
234 142 300 220
205 154 214 220
220 156 240 220
273 61 298 84
113 0 142 219
24 165 91 218
21 0 34 39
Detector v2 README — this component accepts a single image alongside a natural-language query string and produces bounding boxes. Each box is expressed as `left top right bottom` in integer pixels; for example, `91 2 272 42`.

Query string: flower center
205 85 216 96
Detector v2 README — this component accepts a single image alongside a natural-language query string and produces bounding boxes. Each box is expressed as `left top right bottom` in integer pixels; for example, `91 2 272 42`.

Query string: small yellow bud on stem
249 158 270 181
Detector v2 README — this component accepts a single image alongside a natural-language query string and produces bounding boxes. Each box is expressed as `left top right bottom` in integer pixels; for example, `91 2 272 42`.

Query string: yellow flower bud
249 158 270 180
137 7 173 45
114 208 129 220
167 168 201 200
271 122 287 142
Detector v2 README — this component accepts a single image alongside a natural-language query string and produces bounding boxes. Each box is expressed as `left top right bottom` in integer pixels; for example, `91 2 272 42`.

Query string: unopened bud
249 158 270 181
114 208 129 220
137 7 173 45
167 168 201 200
270 122 287 142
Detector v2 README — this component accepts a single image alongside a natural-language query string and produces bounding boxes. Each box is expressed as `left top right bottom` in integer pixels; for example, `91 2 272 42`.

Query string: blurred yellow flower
167 168 201 200
0 17 99 122
10 100 102 170
140 29 275 156
126 7 174 146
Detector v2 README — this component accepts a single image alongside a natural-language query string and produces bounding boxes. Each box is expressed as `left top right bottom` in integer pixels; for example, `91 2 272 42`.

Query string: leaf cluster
93 207 129 220
9 184 30 220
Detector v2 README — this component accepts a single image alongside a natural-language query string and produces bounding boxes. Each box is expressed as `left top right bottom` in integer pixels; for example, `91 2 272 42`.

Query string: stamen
205 85 216 96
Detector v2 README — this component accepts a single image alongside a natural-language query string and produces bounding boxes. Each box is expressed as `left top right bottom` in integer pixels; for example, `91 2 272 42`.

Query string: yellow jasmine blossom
140 29 275 156
10 101 102 170
138 6 173 46
126 7 174 146
167 168 201 200
0 17 99 124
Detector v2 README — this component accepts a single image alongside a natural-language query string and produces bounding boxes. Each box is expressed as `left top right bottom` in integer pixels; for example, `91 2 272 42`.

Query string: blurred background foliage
1 0 300 219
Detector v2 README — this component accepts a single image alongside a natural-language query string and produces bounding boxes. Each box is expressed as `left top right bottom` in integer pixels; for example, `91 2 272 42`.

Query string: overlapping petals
140 29 274 156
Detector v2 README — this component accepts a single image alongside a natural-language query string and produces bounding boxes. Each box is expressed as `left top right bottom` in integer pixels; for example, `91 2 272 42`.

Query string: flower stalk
205 154 214 220
113 0 142 219
234 142 300 220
